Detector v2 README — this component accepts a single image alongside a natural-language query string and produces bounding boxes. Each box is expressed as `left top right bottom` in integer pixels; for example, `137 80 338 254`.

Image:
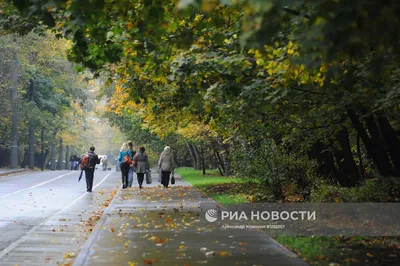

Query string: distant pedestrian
101 156 108 171
158 146 175 188
70 155 76 170
74 155 80 170
133 146 150 189
118 143 132 189
127 141 137 187
80 147 100 192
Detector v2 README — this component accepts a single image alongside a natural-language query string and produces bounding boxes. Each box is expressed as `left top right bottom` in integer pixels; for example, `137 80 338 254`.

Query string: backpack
124 153 132 164
80 152 97 169
80 152 90 170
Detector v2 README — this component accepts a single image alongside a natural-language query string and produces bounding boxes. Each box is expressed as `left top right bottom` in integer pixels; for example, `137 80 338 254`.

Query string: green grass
175 167 242 186
275 236 341 265
175 167 248 204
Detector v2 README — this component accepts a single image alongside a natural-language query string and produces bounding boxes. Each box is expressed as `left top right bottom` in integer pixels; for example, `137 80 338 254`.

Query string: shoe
87 190 92 192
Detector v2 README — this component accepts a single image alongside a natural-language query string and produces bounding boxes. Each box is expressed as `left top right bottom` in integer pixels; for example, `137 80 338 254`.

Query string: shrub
311 178 400 203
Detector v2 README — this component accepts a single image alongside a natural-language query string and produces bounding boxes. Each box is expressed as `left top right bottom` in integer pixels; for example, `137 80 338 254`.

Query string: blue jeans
128 168 134 187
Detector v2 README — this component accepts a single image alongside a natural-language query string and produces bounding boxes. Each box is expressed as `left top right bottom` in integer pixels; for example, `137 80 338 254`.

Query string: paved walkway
73 171 307 266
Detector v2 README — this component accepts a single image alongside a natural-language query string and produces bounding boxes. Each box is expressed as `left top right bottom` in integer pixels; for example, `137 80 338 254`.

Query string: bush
311 178 400 202
230 138 319 201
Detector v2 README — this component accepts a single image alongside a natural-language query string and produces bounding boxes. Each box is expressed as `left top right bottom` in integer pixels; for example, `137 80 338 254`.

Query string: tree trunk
57 138 63 170
184 140 197 170
347 108 394 176
10 45 19 169
377 115 400 176
201 145 206 175
192 144 202 170
357 133 365 179
217 136 230 176
28 126 35 170
50 141 56 171
65 145 70 170
335 127 360 186
28 79 35 170
41 128 44 171
213 148 224 176
308 141 337 180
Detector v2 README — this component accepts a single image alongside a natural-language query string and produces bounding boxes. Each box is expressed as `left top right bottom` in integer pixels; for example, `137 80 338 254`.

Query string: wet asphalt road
0 169 120 265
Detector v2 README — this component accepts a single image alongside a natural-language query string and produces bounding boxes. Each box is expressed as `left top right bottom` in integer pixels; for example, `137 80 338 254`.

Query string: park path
73 172 307 266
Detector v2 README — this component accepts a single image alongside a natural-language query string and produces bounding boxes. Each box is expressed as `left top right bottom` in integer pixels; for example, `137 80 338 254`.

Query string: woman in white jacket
158 146 175 188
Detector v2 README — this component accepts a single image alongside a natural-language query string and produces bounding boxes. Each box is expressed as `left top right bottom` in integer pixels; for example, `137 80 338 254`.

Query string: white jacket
158 147 175 172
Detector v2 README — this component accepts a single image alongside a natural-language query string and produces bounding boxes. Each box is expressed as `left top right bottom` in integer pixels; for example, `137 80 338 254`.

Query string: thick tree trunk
201 145 206 175
347 108 394 176
57 138 63 170
43 149 49 169
185 140 197 169
50 141 56 171
308 141 338 180
335 127 360 186
10 48 19 169
377 115 400 176
65 145 70 170
192 144 202 170
28 126 35 170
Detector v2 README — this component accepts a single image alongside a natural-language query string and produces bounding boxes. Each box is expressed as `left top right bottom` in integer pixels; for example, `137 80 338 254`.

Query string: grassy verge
176 167 400 265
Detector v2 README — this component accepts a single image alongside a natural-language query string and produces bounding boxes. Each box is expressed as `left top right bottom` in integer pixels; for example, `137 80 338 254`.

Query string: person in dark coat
127 141 137 187
133 146 150 189
84 146 100 192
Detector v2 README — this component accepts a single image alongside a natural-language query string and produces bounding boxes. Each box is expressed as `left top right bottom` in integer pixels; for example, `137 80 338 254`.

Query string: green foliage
5 0 400 200
311 179 400 203
0 31 89 165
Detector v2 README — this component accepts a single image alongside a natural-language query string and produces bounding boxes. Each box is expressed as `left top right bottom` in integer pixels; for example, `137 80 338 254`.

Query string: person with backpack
118 143 133 189
133 146 150 189
80 146 101 192
127 141 136 187
158 146 175 188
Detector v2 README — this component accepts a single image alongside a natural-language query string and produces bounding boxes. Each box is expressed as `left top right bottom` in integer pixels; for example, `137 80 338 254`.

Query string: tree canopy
3 0 400 198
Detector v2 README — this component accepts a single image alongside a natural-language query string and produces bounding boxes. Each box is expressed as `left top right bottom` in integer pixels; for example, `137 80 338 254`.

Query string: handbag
171 169 175 185
146 169 152 184
171 172 175 185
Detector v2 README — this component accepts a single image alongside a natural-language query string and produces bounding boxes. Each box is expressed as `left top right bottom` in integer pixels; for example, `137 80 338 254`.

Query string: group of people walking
79 143 176 192
117 142 175 189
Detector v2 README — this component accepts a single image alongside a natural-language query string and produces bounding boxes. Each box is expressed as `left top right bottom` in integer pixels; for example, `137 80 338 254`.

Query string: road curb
0 169 30 177
73 187 122 266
